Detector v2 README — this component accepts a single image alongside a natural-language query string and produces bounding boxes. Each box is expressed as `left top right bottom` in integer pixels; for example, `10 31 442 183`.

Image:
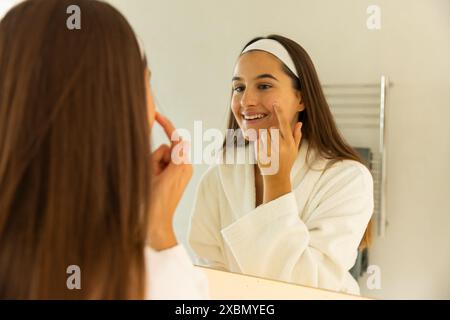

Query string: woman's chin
244 123 272 132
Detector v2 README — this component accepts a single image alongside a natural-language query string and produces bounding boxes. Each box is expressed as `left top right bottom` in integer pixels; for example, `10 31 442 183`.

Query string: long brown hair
226 35 372 249
0 0 151 299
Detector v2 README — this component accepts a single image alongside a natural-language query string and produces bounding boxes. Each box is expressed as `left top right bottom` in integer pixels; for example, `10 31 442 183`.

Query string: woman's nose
240 88 257 108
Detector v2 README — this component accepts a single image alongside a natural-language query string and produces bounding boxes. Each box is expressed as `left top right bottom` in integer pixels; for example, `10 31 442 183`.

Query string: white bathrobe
188 139 374 295
145 245 209 299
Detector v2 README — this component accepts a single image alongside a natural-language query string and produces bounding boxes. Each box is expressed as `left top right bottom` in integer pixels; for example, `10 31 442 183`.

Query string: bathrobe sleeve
145 244 209 300
188 167 228 271
221 162 374 292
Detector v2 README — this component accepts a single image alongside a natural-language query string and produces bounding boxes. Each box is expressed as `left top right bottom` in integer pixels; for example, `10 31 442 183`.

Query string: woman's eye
258 84 272 90
233 86 244 93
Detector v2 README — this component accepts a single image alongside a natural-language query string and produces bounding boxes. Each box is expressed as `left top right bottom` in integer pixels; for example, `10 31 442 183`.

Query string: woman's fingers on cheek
271 128 281 159
272 105 282 136
255 134 264 165
262 129 277 167
273 104 291 140
258 132 267 167
256 133 262 162
266 128 275 156
268 126 279 150
266 129 272 154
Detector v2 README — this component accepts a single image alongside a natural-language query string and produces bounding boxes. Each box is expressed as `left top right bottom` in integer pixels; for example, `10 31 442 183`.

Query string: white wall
0 0 22 19
105 0 450 299
361 1 450 300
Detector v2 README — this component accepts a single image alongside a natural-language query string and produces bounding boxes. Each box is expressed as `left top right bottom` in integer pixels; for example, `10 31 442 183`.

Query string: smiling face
231 50 304 137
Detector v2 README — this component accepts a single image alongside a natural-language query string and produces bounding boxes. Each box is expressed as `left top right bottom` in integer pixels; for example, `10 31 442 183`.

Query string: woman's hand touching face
145 69 193 250
147 112 192 251
253 102 303 204
231 51 305 203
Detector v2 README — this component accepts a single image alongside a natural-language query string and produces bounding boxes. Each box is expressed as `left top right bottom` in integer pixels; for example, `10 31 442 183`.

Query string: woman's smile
241 111 271 126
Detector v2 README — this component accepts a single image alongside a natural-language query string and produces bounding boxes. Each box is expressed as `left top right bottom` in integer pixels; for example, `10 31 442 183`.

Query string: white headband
241 39 300 79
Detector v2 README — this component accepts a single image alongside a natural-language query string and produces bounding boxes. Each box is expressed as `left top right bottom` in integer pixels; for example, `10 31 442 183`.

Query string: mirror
105 0 450 300
3 0 445 300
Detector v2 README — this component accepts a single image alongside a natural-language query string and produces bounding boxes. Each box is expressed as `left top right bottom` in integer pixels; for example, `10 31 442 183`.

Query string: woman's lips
241 112 269 124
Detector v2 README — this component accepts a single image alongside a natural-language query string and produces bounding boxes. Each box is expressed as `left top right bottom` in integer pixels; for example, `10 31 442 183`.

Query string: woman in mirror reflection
189 35 374 295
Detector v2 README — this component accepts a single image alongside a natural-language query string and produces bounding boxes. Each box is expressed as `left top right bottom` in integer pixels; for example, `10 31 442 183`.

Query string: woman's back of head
0 0 151 299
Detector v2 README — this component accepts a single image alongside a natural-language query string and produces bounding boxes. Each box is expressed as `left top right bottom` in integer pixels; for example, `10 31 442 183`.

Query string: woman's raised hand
255 104 302 204
147 112 192 250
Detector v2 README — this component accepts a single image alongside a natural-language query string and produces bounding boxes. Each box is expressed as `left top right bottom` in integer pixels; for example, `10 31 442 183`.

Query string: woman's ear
296 91 305 112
